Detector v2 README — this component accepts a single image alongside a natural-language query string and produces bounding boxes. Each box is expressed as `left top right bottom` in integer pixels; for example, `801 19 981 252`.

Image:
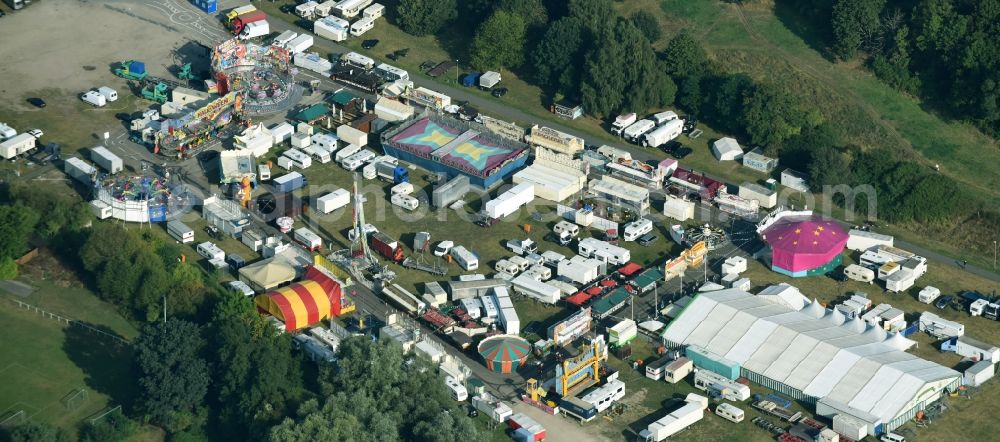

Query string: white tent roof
712 137 743 160
662 288 960 424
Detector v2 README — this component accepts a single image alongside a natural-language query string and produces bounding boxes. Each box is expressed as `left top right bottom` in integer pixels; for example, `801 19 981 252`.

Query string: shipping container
272 172 306 193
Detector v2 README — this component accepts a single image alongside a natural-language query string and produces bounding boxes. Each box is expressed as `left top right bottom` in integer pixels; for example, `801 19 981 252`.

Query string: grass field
0 301 135 431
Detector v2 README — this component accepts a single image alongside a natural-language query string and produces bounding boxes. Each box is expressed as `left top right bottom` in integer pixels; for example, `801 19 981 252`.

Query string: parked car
280 4 295 14
27 129 43 139
825 266 847 282
27 97 46 108
491 87 509 98
638 233 659 247
935 295 954 310
362 39 379 49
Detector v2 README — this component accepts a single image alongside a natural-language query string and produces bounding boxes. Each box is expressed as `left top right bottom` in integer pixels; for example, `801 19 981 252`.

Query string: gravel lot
0 0 224 110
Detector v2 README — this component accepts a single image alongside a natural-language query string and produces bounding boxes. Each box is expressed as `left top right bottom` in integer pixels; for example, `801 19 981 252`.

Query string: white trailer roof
662 287 960 424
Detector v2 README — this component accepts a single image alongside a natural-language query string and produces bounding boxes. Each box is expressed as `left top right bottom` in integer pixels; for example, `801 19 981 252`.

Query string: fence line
6 298 130 346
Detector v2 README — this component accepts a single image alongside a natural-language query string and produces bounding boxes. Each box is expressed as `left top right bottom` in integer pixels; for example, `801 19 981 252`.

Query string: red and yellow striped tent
254 266 343 331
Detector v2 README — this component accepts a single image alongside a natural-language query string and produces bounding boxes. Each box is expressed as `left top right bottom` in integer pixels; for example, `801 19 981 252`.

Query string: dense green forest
786 0 1000 137
0 186 480 442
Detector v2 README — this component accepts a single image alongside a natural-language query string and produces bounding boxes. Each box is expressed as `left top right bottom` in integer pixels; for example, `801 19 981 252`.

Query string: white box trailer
334 0 373 18
484 183 534 220
918 286 941 304
622 218 653 242
341 149 376 170
314 0 338 17
167 220 194 243
919 311 964 338
578 237 630 265
294 227 323 251
81 90 106 107
90 200 112 219
472 392 513 423
0 133 37 160
286 34 314 54
450 246 479 271
390 193 419 211
303 145 331 163
641 119 684 148
640 394 708 442
350 16 375 37
316 189 350 213
269 122 295 144
97 86 118 102
196 241 225 261
273 30 298 48
362 3 384 19
294 52 333 76
337 125 368 147
622 119 655 143
847 229 894 251
282 149 313 169
64 157 97 183
314 16 349 42
511 273 559 304
334 143 361 163
90 146 123 174
340 52 375 70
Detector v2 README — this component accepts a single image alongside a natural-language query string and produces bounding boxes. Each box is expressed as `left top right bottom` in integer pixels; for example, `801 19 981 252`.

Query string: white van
880 433 906 442
167 220 194 243
445 376 468 401
334 143 361 163
97 86 118 102
390 193 419 211
844 264 875 284
196 241 225 261
622 218 653 242
715 403 745 423
341 149 376 170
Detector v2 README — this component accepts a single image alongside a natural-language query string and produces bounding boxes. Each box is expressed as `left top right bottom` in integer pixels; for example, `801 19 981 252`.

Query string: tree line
390 0 987 227
790 0 1000 136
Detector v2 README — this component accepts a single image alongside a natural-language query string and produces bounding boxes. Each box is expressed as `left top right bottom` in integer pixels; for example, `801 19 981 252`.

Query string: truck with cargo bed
611 113 637 136
231 10 266 34
639 394 708 442
239 20 270 40
376 161 409 184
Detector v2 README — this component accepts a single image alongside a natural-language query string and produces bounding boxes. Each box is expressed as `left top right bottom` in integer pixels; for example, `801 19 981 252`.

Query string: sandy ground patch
0 0 224 109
